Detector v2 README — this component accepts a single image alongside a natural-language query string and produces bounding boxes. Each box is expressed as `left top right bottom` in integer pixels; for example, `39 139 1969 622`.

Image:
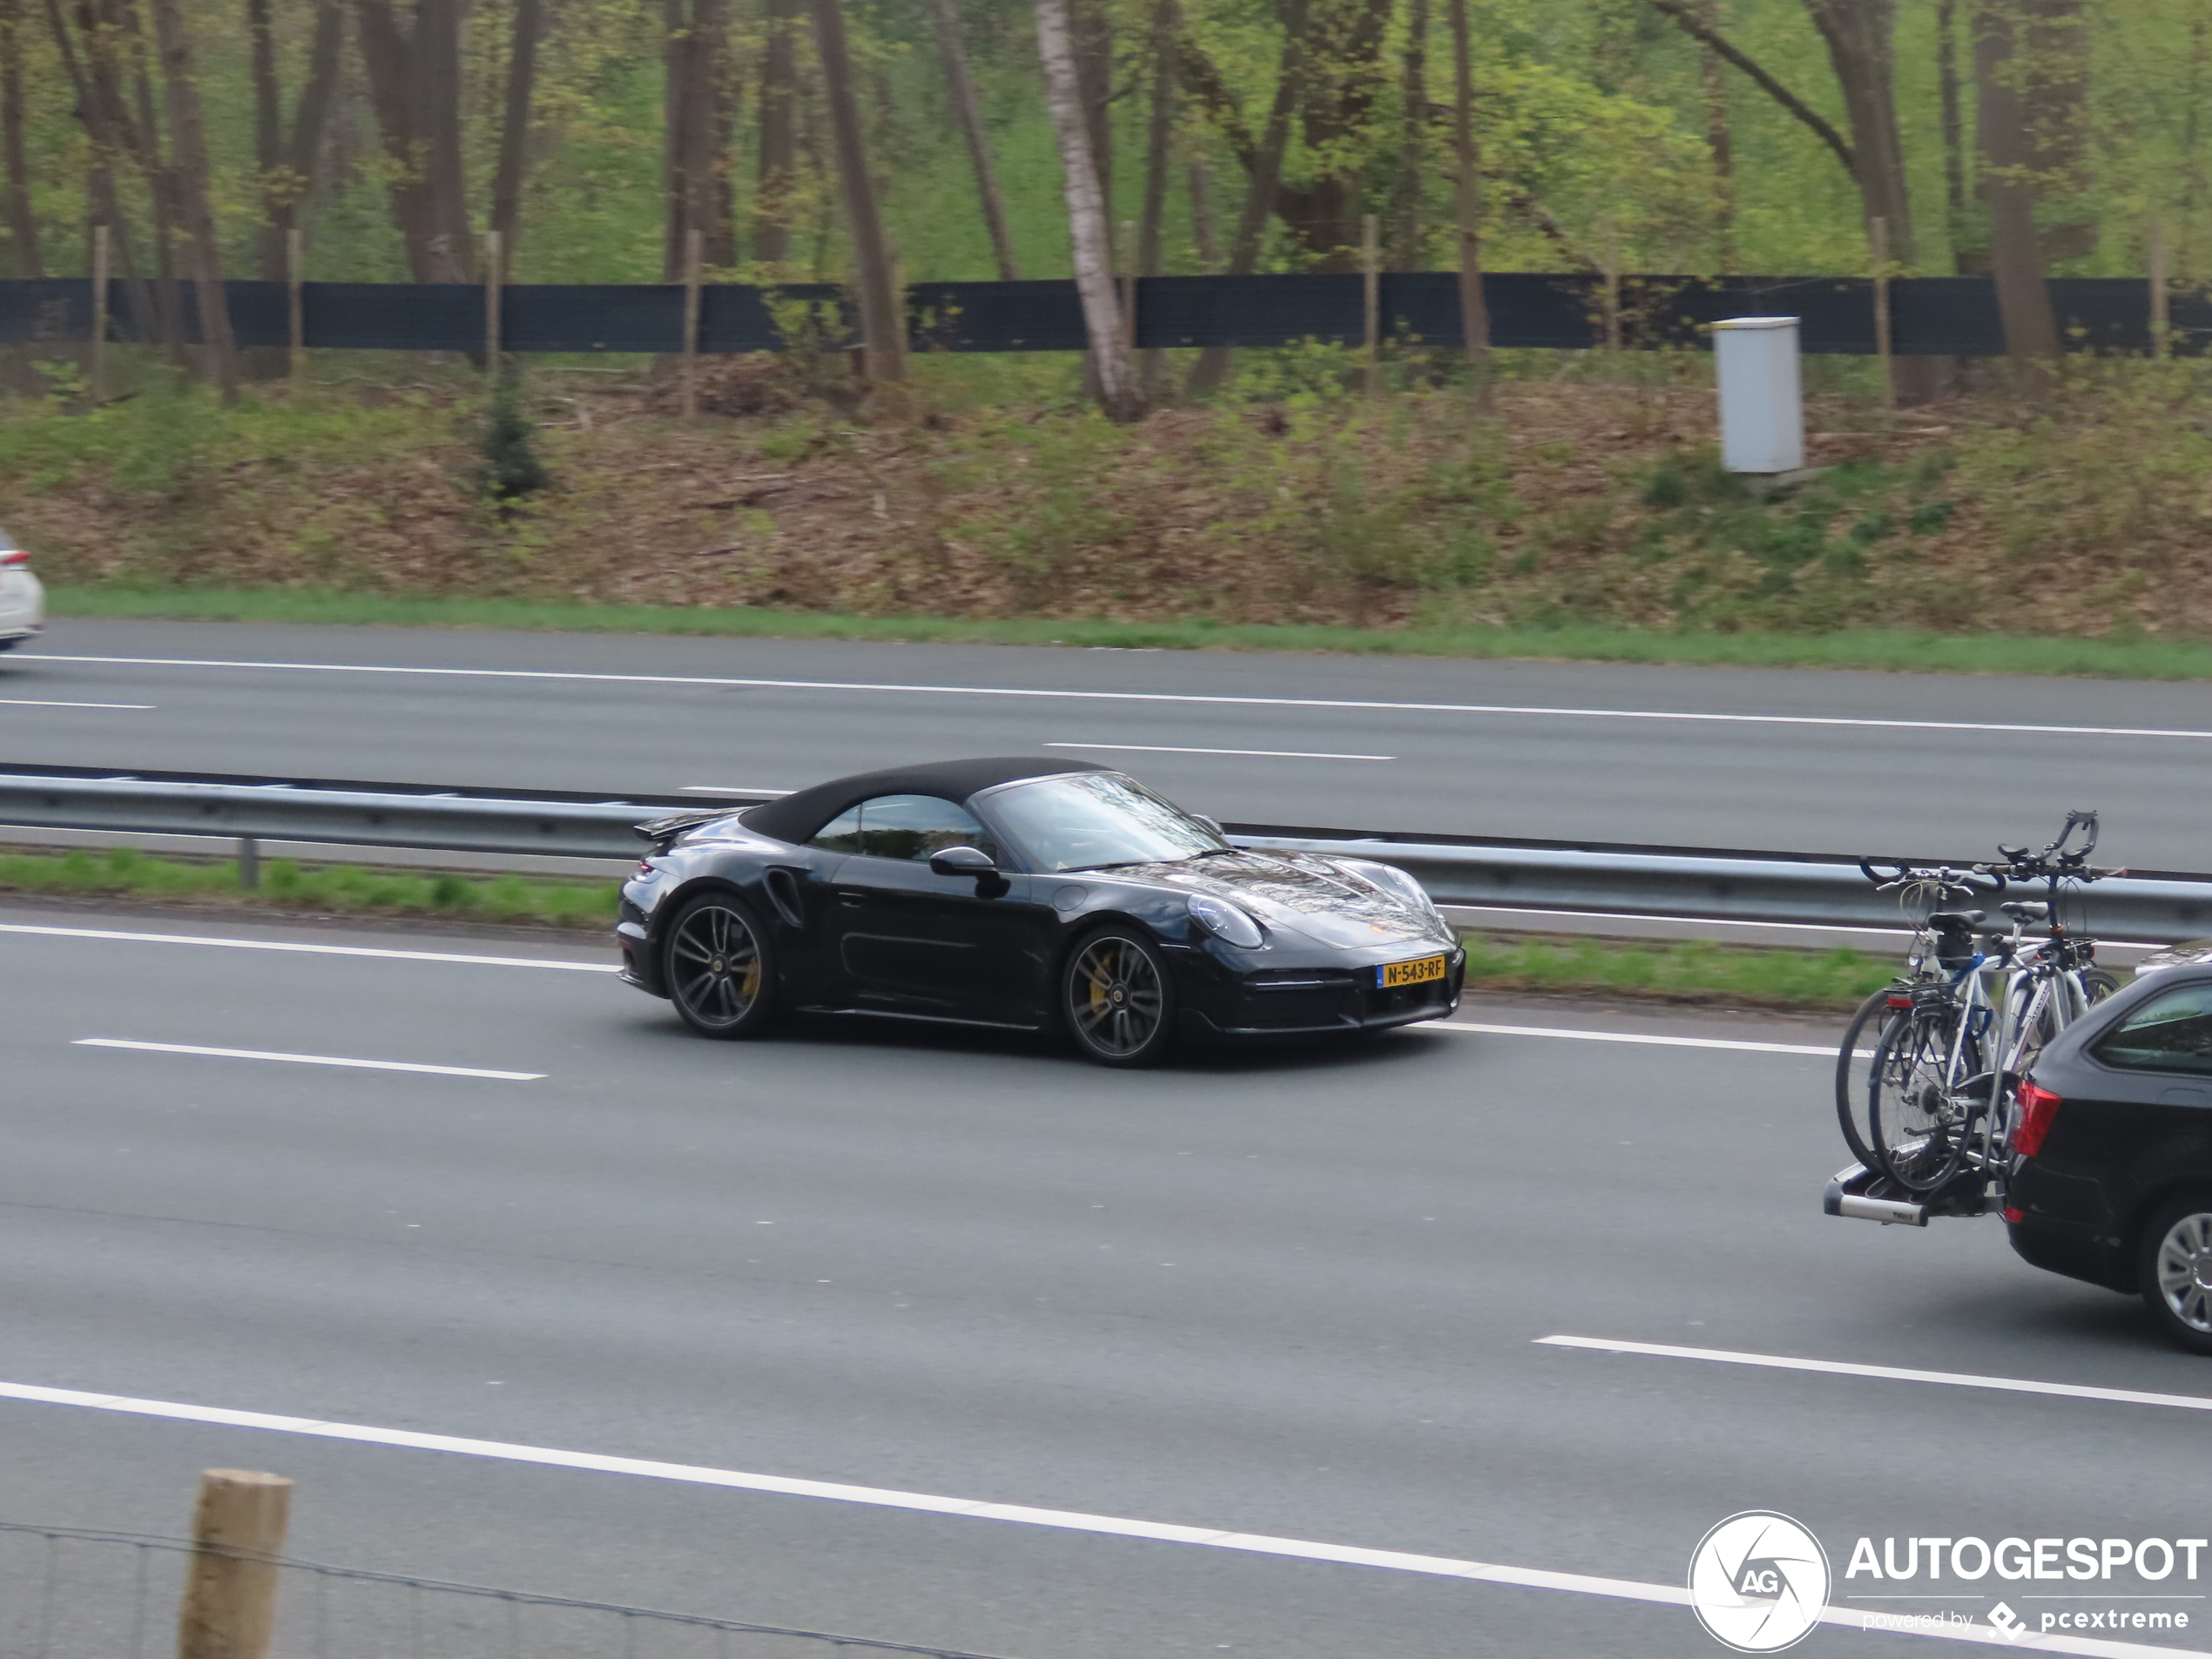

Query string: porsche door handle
835 890 868 907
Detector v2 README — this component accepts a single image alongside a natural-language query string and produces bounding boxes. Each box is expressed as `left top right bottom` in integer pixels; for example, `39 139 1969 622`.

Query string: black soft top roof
741 756 1114 845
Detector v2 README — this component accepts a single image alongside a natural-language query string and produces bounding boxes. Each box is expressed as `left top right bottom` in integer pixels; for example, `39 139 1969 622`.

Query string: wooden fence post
1118 218 1137 354
90 223 109 401
1361 212 1380 398
176 1470 293 1659
2149 216 2169 362
286 227 305 385
1871 214 1895 409
482 229 503 368
682 226 703 419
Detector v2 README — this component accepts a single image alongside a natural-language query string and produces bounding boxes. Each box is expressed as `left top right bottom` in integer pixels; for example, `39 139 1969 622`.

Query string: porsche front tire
663 893 778 1039
1062 927 1177 1068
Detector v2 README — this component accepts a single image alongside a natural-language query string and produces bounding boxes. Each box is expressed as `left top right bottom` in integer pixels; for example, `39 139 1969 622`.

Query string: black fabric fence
0 271 2199 357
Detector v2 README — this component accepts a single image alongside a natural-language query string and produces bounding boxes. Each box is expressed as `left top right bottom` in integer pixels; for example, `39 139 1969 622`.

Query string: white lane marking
0 698 155 709
1436 1022 1837 1057
74 1038 543 1081
1540 1334 2212 1413
0 1379 2187 1656
1045 742 1395 761
0 922 617 971
39 655 2212 744
680 785 793 795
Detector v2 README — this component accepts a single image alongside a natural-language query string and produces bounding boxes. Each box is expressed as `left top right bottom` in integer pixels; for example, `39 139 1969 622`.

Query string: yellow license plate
1377 954 1447 989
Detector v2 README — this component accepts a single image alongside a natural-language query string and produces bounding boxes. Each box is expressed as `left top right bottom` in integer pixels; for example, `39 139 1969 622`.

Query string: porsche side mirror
929 845 1008 896
930 845 996 877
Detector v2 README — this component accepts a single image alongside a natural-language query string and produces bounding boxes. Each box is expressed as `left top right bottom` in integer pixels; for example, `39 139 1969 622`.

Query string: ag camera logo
1689 1511 1831 1653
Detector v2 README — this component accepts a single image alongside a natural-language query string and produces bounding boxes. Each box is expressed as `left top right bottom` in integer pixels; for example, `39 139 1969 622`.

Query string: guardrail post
177 1469 293 1659
237 837 260 890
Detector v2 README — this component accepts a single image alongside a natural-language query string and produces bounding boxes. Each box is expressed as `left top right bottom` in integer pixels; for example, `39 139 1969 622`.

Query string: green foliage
474 370 551 508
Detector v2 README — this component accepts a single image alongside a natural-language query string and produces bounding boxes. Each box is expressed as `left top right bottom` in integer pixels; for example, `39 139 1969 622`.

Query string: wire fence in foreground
0 1521 1023 1659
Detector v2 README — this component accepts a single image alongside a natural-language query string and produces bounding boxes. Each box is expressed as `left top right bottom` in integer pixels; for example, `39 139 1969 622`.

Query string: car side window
852 794 998 863
2092 983 2212 1076
809 805 866 853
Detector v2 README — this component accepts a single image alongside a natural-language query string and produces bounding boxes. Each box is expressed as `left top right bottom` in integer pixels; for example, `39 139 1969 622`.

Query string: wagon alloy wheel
2156 1212 2212 1336
2136 1195 2212 1355
1064 930 1177 1068
664 895 775 1039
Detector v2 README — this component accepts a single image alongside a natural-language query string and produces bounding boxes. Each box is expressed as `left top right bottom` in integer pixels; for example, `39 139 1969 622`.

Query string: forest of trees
0 0 2205 402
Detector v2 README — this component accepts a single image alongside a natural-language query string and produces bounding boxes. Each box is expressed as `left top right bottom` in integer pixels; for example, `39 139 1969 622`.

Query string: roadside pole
177 1470 293 1659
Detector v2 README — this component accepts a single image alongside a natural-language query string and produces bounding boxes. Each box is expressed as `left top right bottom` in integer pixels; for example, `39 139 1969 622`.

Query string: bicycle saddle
1929 909 1986 926
2002 901 2051 922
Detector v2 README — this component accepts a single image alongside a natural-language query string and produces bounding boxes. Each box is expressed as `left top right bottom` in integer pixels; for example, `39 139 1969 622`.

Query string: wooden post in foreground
286 227 305 385
2149 216 2170 362
90 224 109 401
681 226 704 419
1871 215 1895 410
482 229 504 368
1361 212 1380 398
177 1470 293 1659
1118 218 1137 354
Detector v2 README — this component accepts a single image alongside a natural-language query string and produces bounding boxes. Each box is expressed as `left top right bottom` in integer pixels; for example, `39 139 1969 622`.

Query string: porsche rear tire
1062 927 1177 1068
663 893 777 1039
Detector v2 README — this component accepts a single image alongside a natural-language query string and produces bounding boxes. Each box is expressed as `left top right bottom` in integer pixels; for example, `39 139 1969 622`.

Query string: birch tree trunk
1037 0 1139 418
1447 0 1487 403
812 0 903 381
148 0 237 400
931 0 1019 280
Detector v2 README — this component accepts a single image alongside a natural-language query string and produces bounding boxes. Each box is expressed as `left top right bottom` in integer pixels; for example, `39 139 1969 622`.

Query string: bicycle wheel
1835 988 1902 1168
2082 968 2121 1004
1869 1013 1979 1193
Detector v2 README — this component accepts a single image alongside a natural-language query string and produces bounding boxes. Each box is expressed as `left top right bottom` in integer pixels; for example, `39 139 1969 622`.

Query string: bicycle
1862 813 2121 1195
1834 862 2000 1170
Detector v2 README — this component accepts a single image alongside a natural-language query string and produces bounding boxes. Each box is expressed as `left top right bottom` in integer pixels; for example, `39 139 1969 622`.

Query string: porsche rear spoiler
635 808 741 851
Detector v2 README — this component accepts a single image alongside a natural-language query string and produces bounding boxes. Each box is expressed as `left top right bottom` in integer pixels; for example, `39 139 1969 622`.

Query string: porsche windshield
988 773 1227 872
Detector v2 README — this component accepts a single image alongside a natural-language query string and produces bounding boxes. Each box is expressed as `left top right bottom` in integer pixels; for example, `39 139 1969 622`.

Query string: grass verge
0 846 621 928
0 846 1894 1010
1460 933 1892 1011
45 585 2212 681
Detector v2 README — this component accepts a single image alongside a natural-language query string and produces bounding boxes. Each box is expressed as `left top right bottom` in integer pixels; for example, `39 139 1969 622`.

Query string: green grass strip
1459 933 1892 1010
0 846 621 928
44 585 2212 681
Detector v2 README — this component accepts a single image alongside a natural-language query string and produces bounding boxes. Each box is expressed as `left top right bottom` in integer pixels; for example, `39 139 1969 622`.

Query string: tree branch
1643 0 1855 179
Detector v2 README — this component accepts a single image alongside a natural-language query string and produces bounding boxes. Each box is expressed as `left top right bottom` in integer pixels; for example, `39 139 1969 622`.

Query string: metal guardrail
5 764 2211 941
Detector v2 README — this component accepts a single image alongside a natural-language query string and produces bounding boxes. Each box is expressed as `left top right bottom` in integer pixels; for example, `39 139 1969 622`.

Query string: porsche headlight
1187 894 1266 948
1342 859 1441 919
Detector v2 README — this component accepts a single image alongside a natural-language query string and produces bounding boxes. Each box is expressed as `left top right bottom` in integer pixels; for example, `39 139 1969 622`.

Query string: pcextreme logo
1689 1511 1832 1653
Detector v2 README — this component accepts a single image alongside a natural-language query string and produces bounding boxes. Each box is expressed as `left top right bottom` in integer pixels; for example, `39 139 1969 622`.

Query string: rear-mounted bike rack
1824 1161 2000 1227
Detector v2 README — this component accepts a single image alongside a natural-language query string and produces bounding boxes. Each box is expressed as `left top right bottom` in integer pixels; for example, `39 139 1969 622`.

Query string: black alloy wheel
1062 927 1177 1068
2138 1192 2212 1356
663 894 777 1039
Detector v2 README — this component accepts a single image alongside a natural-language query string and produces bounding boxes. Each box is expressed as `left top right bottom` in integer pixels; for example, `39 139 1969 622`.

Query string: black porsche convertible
616 757 1464 1066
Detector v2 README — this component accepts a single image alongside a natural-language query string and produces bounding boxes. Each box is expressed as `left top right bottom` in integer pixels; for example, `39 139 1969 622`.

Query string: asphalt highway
4 619 2211 865
4 903 2209 1657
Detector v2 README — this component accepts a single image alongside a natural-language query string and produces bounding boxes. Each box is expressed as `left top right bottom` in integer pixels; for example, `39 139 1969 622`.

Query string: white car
0 529 43 651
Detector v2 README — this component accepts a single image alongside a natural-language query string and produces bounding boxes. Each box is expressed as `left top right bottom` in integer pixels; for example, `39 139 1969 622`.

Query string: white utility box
1712 315 1804 475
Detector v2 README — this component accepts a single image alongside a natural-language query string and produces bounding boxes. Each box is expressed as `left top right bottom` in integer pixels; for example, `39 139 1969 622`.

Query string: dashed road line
74 1038 543 1081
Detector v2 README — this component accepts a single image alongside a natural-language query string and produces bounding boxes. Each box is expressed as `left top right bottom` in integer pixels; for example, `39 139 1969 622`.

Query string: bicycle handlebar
1858 860 2005 897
